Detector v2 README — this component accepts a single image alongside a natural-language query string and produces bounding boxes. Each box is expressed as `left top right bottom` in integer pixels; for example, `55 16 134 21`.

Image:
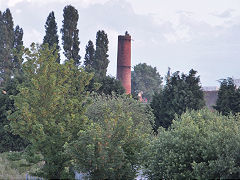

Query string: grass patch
0 151 43 179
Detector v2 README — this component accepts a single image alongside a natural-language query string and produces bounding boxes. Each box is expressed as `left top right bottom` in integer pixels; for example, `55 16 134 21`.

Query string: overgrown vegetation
8 44 93 179
214 77 240 115
144 109 240 179
1 5 240 180
0 151 42 179
151 69 205 130
67 94 153 179
131 63 162 101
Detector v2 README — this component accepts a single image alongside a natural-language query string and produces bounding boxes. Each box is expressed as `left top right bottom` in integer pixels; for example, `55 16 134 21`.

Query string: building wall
204 90 218 109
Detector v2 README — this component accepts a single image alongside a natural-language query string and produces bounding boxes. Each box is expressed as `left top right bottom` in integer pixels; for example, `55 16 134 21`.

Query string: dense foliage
144 109 240 179
8 44 93 179
0 8 25 153
151 69 205 130
131 63 162 101
83 32 124 95
43 11 60 63
0 77 29 153
86 94 154 129
61 5 81 65
214 78 240 115
97 76 125 95
3 5 240 180
0 8 23 82
67 94 154 179
84 40 95 72
93 30 109 78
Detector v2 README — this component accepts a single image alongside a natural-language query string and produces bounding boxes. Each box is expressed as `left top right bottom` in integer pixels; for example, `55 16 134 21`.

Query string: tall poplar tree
93 30 109 78
0 9 23 82
0 9 26 153
0 11 5 82
13 25 23 74
61 5 80 65
43 11 60 63
0 9 14 82
84 40 95 72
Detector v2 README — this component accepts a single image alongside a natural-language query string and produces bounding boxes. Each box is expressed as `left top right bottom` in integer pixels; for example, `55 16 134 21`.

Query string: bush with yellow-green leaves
144 109 240 179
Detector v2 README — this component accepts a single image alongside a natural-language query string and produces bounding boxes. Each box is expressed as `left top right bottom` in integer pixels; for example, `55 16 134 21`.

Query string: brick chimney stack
117 31 131 94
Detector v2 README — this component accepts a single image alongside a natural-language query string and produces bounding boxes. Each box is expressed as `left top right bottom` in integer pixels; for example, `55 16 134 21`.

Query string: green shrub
144 109 240 179
67 94 154 179
0 151 43 179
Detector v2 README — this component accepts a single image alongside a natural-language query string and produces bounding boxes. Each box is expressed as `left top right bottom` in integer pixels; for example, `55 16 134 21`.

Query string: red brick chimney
117 32 131 94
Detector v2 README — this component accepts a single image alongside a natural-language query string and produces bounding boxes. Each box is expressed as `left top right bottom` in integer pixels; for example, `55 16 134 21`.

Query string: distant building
137 91 148 103
203 90 218 109
203 79 240 110
201 86 218 109
202 86 219 91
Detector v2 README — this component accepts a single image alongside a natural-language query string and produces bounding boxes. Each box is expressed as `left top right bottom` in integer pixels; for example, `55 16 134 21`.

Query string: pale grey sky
1 0 240 86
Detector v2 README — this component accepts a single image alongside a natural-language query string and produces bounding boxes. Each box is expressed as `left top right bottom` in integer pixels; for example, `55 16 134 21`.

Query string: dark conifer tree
93 30 109 78
0 9 14 81
97 75 125 95
151 69 205 130
84 36 123 95
214 78 240 115
61 5 80 65
0 77 29 152
43 11 60 63
84 40 95 72
0 9 27 152
13 25 23 73
0 11 5 81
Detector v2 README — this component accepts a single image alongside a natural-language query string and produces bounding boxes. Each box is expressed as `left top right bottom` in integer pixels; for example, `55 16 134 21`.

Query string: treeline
0 6 124 93
1 5 240 179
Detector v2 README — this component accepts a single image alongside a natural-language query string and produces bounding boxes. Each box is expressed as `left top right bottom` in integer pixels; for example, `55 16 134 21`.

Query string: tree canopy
0 9 23 83
131 63 162 101
43 11 60 63
84 40 95 72
144 109 240 179
214 78 240 115
0 9 14 82
96 75 125 95
61 5 80 65
13 25 23 75
83 32 124 95
67 94 153 179
8 44 93 179
150 69 205 130
0 77 29 153
92 30 109 78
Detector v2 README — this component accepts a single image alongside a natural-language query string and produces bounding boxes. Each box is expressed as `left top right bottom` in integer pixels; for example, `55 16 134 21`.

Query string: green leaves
0 76 29 153
67 94 153 179
83 32 124 95
43 11 60 63
131 63 162 101
84 40 95 72
151 69 205 130
8 44 92 179
61 5 80 65
144 109 240 179
93 30 109 78
215 78 240 115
